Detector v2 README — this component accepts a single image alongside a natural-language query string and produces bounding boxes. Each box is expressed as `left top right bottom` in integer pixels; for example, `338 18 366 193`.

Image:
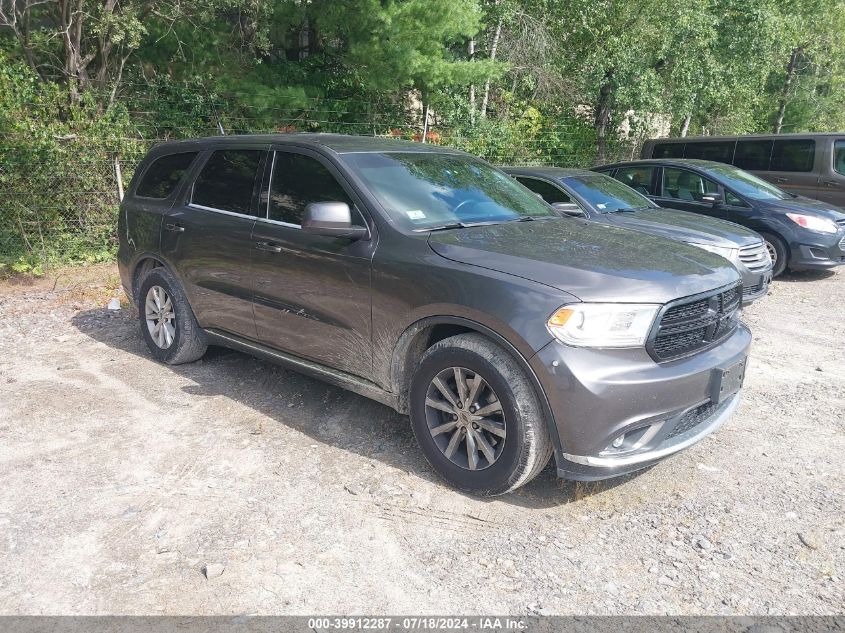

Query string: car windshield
703 163 791 201
563 174 655 213
342 152 557 230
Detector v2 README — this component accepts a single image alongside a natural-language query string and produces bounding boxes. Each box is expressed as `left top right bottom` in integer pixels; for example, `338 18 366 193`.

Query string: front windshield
563 174 655 213
342 152 556 230
704 164 791 201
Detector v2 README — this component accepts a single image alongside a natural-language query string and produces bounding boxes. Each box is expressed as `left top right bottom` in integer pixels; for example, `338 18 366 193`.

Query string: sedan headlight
548 303 660 348
692 243 738 261
786 213 838 234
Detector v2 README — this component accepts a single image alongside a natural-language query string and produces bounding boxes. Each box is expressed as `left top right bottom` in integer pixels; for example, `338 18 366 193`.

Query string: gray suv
118 134 751 495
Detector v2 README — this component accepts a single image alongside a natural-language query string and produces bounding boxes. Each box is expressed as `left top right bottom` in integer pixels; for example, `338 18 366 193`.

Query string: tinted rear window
770 139 815 172
683 141 735 163
652 142 685 158
733 140 773 171
136 152 198 199
191 149 263 215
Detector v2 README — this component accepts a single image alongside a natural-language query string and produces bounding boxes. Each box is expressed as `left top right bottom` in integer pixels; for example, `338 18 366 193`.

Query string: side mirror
701 193 723 207
302 202 368 240
551 202 586 217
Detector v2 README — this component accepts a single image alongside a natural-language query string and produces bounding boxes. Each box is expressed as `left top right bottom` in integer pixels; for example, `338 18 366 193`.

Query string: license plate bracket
710 357 747 404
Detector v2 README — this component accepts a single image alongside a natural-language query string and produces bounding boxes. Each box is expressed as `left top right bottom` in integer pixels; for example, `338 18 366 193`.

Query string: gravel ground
0 263 842 615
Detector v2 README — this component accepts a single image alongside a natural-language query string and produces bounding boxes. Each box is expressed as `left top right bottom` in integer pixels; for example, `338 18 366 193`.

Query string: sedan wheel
424 366 506 471
145 285 176 349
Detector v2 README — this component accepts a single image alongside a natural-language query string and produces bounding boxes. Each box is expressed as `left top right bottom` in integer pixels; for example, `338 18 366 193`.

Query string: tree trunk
774 47 802 134
480 16 502 119
679 114 691 137
594 72 614 163
468 38 476 123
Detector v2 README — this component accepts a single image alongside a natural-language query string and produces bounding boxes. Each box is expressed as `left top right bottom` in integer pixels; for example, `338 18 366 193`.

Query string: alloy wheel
424 366 506 470
145 285 176 349
765 240 778 267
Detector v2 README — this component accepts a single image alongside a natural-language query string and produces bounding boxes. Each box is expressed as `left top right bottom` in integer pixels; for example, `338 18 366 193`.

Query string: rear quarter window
652 143 685 158
135 152 198 199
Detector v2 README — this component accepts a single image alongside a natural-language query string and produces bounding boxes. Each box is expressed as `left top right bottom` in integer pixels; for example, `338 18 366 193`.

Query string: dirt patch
0 264 842 615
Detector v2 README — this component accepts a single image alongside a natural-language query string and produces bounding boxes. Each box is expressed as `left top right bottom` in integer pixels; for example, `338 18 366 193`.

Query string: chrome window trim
186 202 256 220
255 216 301 229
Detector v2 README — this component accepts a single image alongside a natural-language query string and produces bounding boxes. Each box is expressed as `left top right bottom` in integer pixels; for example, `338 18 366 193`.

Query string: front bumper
530 323 751 481
787 231 845 271
738 266 771 305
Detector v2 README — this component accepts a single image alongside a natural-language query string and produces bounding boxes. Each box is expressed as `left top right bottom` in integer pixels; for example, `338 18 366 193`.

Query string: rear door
764 138 819 198
161 145 267 339
654 166 727 220
250 147 375 380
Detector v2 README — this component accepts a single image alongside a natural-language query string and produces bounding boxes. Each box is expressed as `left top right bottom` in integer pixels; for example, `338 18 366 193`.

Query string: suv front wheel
409 333 553 496
138 267 207 365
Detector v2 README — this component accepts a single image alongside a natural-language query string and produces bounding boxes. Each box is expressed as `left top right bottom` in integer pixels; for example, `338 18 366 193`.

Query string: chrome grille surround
647 282 743 363
738 241 771 272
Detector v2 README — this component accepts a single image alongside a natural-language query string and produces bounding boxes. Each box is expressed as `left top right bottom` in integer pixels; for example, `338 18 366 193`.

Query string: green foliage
2 0 845 270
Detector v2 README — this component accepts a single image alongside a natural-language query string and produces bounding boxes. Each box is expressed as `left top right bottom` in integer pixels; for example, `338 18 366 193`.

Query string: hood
427 219 741 304
599 208 760 248
756 196 845 221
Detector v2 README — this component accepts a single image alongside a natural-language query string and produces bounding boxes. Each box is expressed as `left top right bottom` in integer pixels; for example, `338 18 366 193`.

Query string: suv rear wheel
138 267 207 365
409 333 553 496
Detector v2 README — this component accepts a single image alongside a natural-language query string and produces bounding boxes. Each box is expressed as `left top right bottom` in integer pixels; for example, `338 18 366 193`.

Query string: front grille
742 280 765 298
839 234 845 252
738 241 771 272
665 399 731 440
649 284 742 362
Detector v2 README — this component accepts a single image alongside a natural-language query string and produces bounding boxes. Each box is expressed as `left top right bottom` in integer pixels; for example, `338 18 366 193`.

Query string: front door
654 167 728 220
816 138 845 207
251 148 375 380
161 146 267 339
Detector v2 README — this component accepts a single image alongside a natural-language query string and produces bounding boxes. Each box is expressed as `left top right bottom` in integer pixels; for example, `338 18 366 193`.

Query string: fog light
612 434 625 448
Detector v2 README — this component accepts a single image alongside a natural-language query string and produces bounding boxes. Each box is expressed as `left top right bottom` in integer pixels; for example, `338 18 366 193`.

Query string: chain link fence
0 88 643 272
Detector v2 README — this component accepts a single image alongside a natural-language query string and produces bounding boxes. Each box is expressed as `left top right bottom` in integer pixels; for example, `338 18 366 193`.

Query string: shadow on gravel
72 307 639 509
776 269 837 283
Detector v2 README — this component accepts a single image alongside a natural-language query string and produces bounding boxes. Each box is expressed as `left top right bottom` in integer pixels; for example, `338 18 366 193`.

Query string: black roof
647 132 845 142
501 166 596 179
151 133 469 155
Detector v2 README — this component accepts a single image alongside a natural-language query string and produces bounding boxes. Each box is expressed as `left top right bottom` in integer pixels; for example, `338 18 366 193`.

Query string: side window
515 177 571 203
136 152 198 199
652 143 685 158
684 141 735 163
771 139 815 172
733 140 773 171
614 166 657 195
833 140 845 176
662 168 718 202
268 152 357 226
192 149 263 214
724 190 746 207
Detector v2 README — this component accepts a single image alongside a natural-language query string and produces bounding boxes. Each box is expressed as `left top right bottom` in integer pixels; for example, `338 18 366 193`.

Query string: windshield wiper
607 207 637 213
416 222 469 232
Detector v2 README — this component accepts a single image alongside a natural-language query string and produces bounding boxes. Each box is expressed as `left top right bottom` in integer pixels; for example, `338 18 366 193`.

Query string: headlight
548 303 659 348
692 243 738 260
786 213 838 234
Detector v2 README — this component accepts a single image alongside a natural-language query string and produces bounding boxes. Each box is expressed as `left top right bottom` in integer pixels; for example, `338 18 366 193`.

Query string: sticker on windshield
597 203 606 209
406 210 426 220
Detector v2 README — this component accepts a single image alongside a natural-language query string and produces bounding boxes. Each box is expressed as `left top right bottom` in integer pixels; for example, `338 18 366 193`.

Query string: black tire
408 333 553 496
760 232 788 277
137 267 207 365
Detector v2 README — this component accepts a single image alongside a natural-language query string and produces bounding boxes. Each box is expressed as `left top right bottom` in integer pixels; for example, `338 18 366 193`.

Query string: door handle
823 181 838 187
776 177 787 183
164 223 185 233
255 241 282 253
